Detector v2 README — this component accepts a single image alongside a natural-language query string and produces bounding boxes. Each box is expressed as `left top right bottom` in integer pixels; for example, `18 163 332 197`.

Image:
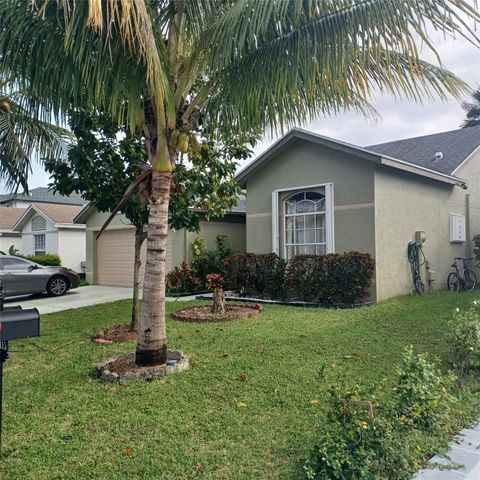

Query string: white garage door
96 228 172 287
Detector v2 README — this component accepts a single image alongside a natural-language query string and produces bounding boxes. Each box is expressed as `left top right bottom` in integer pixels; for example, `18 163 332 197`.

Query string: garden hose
407 241 425 294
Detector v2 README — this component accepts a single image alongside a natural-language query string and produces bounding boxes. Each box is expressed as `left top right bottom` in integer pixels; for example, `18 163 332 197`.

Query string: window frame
284 191 327 259
271 183 334 257
34 233 46 256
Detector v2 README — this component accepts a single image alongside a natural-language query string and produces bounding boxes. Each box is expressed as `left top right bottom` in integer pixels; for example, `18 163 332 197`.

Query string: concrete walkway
3 286 200 315
3 285 134 314
414 421 480 479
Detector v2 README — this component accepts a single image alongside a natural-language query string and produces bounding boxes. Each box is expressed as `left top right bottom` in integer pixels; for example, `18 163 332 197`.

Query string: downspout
466 193 472 256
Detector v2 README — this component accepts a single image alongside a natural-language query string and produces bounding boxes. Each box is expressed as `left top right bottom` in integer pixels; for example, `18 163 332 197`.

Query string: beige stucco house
77 125 480 301
237 126 480 301
74 205 246 287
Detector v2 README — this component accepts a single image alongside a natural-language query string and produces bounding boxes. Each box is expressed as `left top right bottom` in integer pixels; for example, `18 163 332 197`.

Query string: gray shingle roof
0 187 85 206
367 125 480 175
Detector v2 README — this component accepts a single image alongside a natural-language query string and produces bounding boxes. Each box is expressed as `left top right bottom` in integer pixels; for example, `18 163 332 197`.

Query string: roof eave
235 128 467 187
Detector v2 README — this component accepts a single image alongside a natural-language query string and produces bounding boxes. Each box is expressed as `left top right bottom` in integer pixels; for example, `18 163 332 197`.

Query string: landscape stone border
97 349 189 382
171 303 262 323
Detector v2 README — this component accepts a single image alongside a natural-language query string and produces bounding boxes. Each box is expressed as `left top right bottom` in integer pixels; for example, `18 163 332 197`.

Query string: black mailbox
0 308 40 341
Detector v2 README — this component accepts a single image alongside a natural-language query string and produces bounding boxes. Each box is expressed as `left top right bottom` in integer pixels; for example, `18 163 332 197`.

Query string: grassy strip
1 291 480 479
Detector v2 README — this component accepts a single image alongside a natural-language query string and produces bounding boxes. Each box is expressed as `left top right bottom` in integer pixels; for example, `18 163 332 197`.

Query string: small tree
461 89 480 128
45 109 149 331
46 109 252 330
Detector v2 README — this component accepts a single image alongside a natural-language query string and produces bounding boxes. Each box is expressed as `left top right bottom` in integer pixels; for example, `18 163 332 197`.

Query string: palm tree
461 89 480 128
1 0 479 366
0 77 72 192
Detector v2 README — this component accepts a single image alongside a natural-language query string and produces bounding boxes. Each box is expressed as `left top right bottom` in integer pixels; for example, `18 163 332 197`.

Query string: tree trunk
135 171 172 366
212 287 226 315
130 226 147 332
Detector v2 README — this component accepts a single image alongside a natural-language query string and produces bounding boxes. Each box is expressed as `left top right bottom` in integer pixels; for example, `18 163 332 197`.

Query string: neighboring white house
0 206 23 253
13 203 86 272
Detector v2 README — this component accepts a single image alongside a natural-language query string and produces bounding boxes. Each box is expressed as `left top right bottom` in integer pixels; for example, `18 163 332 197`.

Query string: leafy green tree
45 109 149 332
0 76 72 192
461 89 480 128
1 0 479 366
45 108 248 331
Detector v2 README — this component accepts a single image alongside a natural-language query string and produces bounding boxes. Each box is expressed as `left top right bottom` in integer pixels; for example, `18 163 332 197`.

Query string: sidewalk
414 421 480 479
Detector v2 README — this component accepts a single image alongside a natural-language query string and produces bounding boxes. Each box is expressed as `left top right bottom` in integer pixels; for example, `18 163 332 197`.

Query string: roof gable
13 203 84 231
236 128 466 187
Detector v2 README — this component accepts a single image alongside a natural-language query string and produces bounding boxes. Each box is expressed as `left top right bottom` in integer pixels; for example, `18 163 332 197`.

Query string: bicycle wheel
463 269 477 292
414 275 425 295
447 272 460 293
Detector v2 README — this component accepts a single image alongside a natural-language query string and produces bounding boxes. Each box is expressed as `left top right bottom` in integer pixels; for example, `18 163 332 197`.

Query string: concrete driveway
3 285 134 315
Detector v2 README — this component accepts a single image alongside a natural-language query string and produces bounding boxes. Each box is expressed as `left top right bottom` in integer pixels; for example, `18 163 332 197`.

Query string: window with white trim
284 191 326 259
34 234 46 255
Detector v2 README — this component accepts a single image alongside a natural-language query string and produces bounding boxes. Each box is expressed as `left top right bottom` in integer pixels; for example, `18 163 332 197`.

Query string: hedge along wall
224 252 375 305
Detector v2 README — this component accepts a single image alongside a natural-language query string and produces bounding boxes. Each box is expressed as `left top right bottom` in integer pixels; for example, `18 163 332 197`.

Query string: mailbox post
0 284 40 451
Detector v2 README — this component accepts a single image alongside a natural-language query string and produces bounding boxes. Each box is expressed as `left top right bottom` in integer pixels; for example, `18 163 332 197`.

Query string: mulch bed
94 323 138 344
171 303 262 323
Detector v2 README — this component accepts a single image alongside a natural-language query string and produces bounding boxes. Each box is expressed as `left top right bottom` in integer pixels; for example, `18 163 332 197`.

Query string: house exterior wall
374 149 480 301
82 209 246 285
244 138 376 260
184 217 246 264
0 234 22 254
57 227 86 272
20 216 57 256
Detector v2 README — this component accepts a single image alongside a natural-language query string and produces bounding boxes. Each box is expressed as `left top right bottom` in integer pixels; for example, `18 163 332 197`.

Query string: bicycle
447 257 477 293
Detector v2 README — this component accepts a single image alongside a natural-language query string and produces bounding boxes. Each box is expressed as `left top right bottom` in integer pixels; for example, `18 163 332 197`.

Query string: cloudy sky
2 18 479 194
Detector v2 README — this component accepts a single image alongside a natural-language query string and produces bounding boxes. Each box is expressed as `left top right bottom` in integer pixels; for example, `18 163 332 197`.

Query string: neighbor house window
34 234 46 255
284 191 326 259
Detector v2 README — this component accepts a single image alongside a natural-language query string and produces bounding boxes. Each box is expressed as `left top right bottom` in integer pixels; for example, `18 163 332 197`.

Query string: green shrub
473 234 480 263
224 252 286 298
450 302 480 386
305 348 457 480
284 255 327 302
191 235 233 287
226 251 375 304
166 262 201 294
304 385 414 480
395 346 456 430
322 252 375 305
23 253 62 266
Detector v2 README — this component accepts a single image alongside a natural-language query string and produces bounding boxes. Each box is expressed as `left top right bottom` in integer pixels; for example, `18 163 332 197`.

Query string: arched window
284 191 326 259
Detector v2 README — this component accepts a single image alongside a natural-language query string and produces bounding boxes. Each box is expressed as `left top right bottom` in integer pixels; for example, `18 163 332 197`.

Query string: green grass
1 292 480 479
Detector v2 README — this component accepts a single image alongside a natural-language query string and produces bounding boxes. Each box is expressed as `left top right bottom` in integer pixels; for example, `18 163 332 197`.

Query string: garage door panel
96 229 172 287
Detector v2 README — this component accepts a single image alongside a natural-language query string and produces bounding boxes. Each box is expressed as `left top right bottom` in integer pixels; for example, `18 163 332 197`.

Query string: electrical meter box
450 213 466 243
415 231 427 243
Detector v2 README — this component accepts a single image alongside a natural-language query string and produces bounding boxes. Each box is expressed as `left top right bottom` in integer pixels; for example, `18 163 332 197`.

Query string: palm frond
0 78 73 192
192 0 479 133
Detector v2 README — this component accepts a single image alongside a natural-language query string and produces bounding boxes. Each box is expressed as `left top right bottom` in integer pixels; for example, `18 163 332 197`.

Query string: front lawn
1 292 480 479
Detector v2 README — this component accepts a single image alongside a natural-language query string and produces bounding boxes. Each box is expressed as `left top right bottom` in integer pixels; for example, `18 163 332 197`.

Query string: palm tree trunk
130 226 147 332
135 171 172 366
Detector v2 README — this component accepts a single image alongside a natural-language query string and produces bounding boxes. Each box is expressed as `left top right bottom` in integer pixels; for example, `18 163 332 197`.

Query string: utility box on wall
450 213 466 243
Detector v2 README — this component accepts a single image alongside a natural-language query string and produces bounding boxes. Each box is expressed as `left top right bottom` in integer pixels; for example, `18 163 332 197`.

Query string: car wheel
47 276 69 296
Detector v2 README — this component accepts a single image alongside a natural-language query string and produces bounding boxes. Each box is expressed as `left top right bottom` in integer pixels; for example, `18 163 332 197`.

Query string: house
13 203 86 272
236 126 480 301
0 207 24 253
78 125 480 301
74 202 246 287
0 187 85 208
